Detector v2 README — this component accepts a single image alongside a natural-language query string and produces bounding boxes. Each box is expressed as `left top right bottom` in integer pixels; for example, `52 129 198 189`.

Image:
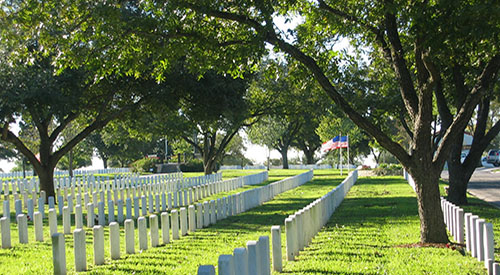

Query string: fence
404 171 499 274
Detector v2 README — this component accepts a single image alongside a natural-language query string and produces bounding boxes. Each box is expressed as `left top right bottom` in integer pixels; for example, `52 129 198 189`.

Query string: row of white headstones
0 171 213 214
405 171 499 275
49 170 312 274
0 167 130 179
2 170 230 230
441 198 499 275
197 170 358 275
0 171 269 251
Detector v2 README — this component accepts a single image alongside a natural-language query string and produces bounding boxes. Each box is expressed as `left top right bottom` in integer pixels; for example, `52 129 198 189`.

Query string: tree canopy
2 0 499 243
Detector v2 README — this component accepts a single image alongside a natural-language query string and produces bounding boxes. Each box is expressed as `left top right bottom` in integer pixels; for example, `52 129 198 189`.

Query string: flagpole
340 133 342 176
347 135 350 174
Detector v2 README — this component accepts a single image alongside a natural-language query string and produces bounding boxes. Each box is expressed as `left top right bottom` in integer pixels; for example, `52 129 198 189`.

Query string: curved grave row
198 170 359 275
48 170 311 274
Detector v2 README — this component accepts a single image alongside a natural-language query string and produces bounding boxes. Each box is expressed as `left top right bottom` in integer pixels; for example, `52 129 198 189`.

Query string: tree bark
204 157 216 174
69 149 73 178
409 166 449 243
102 157 108 169
281 148 289 169
303 148 315 164
36 164 56 200
446 135 469 205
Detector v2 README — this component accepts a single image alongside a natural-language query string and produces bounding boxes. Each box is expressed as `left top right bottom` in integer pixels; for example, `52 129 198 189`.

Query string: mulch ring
395 242 466 250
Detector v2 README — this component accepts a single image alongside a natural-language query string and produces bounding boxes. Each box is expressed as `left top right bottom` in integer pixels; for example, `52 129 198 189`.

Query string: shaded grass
280 176 486 274
0 169 344 274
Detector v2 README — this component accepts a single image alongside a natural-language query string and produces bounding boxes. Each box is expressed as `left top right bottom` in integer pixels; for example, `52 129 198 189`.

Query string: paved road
441 167 500 208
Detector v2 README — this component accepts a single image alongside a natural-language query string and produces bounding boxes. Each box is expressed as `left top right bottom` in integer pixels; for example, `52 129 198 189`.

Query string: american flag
321 136 340 152
339 136 349 148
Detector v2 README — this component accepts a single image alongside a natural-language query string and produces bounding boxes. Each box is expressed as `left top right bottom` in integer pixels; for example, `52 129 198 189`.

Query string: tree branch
0 129 42 172
384 12 419 119
186 3 412 167
433 55 500 166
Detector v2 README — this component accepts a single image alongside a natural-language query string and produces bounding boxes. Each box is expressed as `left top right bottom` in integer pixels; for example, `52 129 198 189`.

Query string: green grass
281 176 486 274
0 171 494 274
0 169 339 274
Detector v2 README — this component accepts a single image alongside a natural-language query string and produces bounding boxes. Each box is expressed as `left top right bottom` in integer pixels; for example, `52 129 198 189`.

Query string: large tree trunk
37 164 56 199
69 149 73 178
409 166 449 243
102 157 108 169
281 149 289 169
203 158 216 175
446 136 469 205
303 148 315 164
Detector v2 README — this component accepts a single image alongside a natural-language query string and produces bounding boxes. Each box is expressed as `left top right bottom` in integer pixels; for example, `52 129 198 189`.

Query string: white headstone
1 217 11 248
233 247 248 275
180 207 188 236
203 202 209 227
141 196 147 217
126 198 132 220
63 206 71 234
125 219 135 254
48 196 55 210
138 216 148 251
161 193 167 212
188 205 196 233
51 233 66 275
133 197 140 219
73 228 87 271
471 215 479 257
197 265 215 275
150 215 159 248
258 236 270 275
271 226 282 272
2 200 9 219
87 203 95 228
117 199 124 223
285 217 296 261
196 203 203 229
110 222 121 260
17 214 28 243
218 254 234 275
98 201 106 226
75 205 83 229
483 222 495 268
108 200 115 224
493 263 500 275
34 211 43 242
37 197 44 219
476 218 485 261
161 212 170 244
93 225 105 265
465 213 472 252
49 209 58 236
171 210 179 240
14 199 22 220
27 199 34 220
247 240 259 275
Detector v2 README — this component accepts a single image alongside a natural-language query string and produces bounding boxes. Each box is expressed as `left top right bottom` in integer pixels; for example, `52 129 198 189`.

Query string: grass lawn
281 176 487 274
0 171 495 274
0 169 341 274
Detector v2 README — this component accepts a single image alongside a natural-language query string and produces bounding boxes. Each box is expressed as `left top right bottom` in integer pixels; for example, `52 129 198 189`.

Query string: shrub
373 163 403 176
130 157 158 173
180 158 204 172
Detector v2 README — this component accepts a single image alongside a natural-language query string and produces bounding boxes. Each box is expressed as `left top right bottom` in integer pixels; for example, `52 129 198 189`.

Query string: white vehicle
486 149 500 167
